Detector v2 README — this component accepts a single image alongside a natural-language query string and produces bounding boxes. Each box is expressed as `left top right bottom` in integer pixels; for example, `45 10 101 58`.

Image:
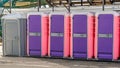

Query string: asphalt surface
0 45 119 68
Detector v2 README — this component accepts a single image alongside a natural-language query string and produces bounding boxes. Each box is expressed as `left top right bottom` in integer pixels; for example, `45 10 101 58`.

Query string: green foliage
41 0 47 5
0 30 2 37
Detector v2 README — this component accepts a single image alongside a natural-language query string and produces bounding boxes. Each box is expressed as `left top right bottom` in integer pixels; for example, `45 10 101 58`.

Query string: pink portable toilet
94 12 120 61
27 12 49 57
70 12 95 59
48 13 71 58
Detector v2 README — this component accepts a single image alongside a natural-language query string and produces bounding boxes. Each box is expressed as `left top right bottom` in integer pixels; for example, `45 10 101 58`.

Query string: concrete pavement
0 56 120 68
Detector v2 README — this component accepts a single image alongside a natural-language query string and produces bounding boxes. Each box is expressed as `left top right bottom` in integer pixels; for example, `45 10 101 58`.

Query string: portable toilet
27 12 49 57
70 12 95 59
48 13 71 58
2 13 27 56
94 12 120 61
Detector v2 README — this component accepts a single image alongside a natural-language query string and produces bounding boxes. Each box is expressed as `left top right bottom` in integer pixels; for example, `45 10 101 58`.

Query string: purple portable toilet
27 13 41 56
27 12 49 57
71 13 94 59
95 12 120 60
48 13 64 58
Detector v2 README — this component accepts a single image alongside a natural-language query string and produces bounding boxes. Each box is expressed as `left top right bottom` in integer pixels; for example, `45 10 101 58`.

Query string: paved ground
0 45 119 68
0 56 120 68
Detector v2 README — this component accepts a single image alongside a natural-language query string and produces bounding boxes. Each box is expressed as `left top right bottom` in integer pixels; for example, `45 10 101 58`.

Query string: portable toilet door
95 12 120 61
48 13 65 58
3 20 20 56
2 14 27 56
27 13 41 56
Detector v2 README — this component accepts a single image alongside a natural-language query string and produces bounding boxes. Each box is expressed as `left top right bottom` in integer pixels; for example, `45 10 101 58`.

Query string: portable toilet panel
64 13 71 58
71 13 94 59
2 14 27 56
49 13 65 58
41 14 49 56
95 12 119 60
27 13 49 57
87 12 95 59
